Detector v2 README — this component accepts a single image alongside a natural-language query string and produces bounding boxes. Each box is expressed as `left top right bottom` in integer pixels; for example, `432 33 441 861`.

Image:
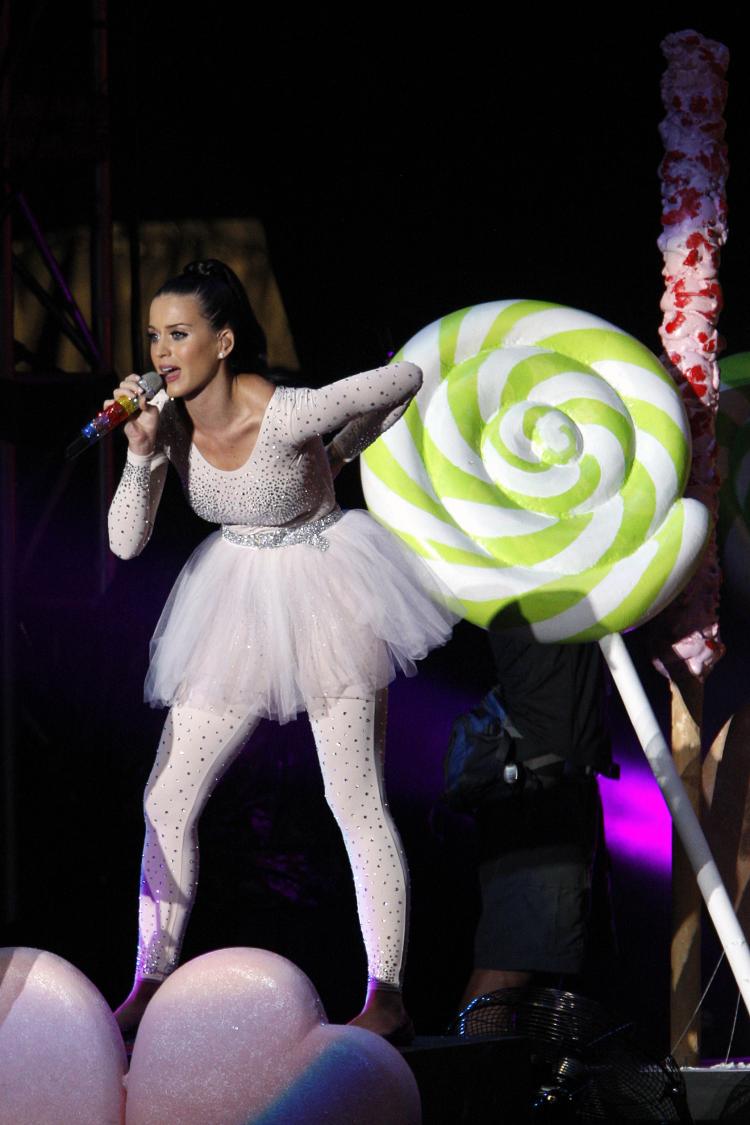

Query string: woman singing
107 259 454 1043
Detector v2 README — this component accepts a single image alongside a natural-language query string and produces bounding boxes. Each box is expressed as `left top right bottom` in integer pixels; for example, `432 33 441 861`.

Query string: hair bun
183 259 228 280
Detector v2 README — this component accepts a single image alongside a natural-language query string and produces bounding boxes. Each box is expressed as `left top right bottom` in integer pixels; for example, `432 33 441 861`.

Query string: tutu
145 509 457 723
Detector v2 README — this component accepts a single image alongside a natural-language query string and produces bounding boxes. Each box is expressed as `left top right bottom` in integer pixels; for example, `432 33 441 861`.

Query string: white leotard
109 362 454 990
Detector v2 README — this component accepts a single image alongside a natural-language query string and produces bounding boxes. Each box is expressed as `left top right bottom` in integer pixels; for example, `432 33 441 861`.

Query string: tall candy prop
362 299 750 1015
657 30 728 676
656 29 729 1061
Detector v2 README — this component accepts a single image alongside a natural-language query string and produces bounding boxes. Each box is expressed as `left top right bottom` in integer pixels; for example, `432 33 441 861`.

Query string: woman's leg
308 689 412 1039
115 704 258 1035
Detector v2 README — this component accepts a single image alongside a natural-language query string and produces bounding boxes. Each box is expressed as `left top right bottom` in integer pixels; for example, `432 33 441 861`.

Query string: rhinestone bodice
108 363 422 559
161 388 337 530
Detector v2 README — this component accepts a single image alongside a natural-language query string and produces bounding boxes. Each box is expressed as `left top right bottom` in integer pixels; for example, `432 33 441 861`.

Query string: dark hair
154 259 268 374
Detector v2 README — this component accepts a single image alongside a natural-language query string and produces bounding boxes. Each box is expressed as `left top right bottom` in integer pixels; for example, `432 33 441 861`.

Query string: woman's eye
146 332 158 343
171 330 187 340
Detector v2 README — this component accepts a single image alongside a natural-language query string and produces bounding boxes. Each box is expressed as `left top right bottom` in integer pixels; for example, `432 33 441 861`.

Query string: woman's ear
217 328 235 360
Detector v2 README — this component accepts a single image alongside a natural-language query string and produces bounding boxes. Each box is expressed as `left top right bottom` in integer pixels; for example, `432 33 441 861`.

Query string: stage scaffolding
1 0 117 926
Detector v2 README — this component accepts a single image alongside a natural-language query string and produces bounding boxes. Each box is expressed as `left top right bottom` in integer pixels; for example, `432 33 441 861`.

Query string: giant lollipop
362 300 709 639
363 299 750 1013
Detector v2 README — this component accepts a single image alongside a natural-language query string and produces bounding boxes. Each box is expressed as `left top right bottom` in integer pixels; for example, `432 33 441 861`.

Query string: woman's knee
143 768 192 835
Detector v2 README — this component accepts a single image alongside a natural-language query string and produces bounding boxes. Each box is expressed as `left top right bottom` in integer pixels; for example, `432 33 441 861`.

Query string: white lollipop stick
600 632 750 1014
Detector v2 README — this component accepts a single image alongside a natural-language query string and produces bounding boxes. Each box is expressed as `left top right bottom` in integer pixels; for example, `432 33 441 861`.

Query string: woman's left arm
290 361 422 461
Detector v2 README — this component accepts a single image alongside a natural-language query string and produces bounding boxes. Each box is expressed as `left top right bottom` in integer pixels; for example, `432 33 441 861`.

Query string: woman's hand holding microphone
103 373 160 457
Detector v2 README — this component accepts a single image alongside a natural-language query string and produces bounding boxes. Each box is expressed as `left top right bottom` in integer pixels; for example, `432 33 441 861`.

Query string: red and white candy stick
657 29 729 679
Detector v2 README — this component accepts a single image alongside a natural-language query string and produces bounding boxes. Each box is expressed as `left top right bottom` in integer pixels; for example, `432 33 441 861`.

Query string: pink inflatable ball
126 947 325 1124
0 947 126 1125
125 947 420 1125
264 1023 421 1125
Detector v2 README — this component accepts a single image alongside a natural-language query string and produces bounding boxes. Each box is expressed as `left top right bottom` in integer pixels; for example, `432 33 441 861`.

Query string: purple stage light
599 759 671 874
387 672 672 877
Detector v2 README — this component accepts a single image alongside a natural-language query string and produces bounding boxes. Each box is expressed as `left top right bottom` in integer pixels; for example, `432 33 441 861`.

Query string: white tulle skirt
144 509 457 723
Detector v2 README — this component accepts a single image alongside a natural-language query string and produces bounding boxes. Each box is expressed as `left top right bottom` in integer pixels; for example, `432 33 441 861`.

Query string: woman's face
147 294 227 399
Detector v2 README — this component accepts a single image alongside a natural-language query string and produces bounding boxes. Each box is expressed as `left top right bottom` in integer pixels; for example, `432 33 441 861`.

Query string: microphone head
138 370 165 398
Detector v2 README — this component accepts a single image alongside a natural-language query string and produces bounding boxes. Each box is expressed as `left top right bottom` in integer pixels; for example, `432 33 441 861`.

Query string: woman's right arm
107 375 169 559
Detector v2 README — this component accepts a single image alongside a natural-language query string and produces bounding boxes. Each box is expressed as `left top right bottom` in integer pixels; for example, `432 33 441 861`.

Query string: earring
218 351 225 358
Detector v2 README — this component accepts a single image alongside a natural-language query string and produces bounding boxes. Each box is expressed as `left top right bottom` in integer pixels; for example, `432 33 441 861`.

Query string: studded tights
135 691 408 989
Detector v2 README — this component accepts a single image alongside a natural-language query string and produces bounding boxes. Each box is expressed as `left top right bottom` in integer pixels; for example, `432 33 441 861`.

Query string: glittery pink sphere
0 947 126 1125
125 947 420 1124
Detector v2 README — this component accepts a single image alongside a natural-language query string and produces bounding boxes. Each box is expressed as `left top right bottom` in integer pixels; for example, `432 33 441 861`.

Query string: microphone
66 371 165 460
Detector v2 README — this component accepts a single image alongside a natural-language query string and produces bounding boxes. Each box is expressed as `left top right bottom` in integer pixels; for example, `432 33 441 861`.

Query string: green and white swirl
718 353 750 618
362 300 710 641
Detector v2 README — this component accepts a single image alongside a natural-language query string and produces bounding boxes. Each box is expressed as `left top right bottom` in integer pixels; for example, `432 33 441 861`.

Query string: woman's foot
348 982 414 1045
114 978 163 1043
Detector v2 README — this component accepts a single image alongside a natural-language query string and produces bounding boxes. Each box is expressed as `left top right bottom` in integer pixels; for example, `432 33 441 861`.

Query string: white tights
135 690 408 989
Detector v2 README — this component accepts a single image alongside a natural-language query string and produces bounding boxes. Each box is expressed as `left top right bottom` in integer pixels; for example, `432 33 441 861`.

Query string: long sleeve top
108 362 422 560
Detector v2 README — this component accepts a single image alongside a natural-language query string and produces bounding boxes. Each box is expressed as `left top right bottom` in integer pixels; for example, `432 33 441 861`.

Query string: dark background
4 6 750 1055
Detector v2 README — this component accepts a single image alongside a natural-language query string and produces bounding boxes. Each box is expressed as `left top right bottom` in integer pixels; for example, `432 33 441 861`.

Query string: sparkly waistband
221 508 343 552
